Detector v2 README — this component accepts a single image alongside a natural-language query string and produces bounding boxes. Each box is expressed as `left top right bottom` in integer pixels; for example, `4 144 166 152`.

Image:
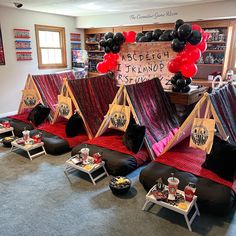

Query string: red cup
2 121 10 128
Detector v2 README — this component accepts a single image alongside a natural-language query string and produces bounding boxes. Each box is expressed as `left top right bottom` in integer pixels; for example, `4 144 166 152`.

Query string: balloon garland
168 20 210 93
96 31 136 74
96 19 209 93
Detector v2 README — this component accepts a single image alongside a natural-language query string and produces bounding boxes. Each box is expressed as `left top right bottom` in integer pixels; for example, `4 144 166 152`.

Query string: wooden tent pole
18 74 31 114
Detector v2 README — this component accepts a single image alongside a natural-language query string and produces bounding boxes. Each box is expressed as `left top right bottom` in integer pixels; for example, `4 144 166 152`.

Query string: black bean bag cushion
0 117 34 138
123 123 146 153
66 113 83 137
28 103 50 126
71 144 137 176
139 162 236 216
30 129 70 155
202 136 236 182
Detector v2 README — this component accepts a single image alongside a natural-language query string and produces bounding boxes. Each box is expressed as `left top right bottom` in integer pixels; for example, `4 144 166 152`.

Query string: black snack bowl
2 136 16 147
109 176 131 195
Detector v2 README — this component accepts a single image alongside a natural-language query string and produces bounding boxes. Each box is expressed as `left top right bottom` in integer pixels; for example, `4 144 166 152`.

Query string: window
35 25 67 69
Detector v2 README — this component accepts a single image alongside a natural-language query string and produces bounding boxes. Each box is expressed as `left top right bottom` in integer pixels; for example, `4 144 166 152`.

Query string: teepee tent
53 74 118 139
18 71 75 119
161 89 230 155
96 78 179 159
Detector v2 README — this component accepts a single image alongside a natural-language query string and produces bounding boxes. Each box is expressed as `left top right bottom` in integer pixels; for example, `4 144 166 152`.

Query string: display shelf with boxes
192 19 235 86
84 28 113 77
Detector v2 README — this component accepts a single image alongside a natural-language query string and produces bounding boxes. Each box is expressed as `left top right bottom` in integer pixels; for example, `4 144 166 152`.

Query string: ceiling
0 0 226 17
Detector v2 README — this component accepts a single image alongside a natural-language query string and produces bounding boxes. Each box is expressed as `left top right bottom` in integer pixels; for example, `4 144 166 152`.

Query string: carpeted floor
0 145 236 236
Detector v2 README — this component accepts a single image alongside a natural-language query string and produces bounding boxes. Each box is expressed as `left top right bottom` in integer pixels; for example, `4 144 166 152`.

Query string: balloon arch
96 19 209 93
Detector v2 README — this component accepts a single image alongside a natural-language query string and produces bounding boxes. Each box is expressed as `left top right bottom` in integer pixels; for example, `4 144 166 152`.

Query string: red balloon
192 24 203 33
180 63 198 77
104 53 111 60
187 48 201 63
197 39 207 52
185 43 196 51
108 60 117 71
167 59 181 73
97 62 108 73
126 31 136 43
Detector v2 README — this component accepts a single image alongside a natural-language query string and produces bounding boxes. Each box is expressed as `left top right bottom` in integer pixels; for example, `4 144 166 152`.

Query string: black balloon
105 46 111 53
185 77 192 85
172 85 181 92
113 32 125 45
99 39 106 47
162 30 173 40
170 30 177 40
106 38 114 47
176 78 187 88
145 31 153 42
136 32 144 42
152 29 163 40
175 19 185 30
188 30 202 45
177 23 192 40
159 34 170 41
171 38 185 52
138 36 149 42
174 72 183 80
182 85 191 93
171 76 178 85
104 32 114 40
111 44 120 54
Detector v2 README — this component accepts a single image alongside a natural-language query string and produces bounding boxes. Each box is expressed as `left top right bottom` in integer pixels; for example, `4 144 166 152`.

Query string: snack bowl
109 176 131 195
2 136 16 147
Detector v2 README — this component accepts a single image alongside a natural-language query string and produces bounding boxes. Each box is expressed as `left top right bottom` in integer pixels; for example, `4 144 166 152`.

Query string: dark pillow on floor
28 103 50 126
66 113 83 137
202 135 236 182
123 123 146 154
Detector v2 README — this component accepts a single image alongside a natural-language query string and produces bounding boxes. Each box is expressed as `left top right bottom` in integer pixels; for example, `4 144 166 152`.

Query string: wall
0 6 83 117
76 1 236 28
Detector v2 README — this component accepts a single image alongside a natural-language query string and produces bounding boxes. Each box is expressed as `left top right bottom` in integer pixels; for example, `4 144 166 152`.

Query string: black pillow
123 123 146 154
66 113 83 137
202 135 236 182
28 103 50 126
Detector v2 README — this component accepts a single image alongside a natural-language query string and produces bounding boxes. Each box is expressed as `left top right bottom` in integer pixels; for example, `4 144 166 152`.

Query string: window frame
35 24 67 69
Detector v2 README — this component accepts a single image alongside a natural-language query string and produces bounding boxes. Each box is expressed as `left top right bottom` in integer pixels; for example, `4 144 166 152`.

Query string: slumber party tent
18 71 75 119
53 73 118 139
161 83 236 155
96 78 180 159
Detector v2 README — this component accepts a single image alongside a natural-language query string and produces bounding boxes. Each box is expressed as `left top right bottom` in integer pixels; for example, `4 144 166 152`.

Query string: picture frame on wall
0 25 6 65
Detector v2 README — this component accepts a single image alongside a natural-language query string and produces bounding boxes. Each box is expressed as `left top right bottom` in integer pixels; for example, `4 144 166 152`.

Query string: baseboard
0 110 18 118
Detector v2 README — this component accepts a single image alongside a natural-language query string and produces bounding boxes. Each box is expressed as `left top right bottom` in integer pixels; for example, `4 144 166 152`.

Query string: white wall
0 6 83 117
76 1 236 28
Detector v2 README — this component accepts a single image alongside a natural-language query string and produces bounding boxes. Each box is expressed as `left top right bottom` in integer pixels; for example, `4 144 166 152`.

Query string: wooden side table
0 126 14 137
11 138 47 160
165 87 208 124
142 185 200 232
64 156 109 185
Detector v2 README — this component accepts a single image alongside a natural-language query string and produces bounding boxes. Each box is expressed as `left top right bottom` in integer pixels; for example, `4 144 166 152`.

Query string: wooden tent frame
18 74 43 114
95 85 155 160
52 79 93 139
161 92 228 155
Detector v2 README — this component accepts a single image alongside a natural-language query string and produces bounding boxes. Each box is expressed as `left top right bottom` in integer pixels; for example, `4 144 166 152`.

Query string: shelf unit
84 20 236 81
70 33 81 50
191 20 235 84
84 27 113 77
